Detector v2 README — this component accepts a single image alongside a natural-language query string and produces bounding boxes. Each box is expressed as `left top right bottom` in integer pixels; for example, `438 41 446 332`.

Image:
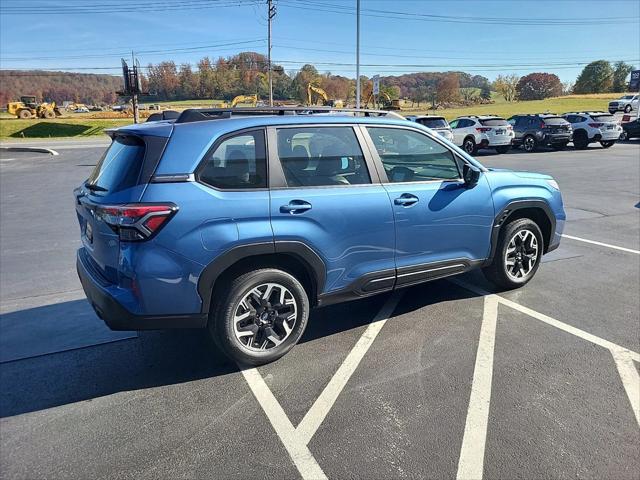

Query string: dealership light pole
355 0 361 109
267 0 276 106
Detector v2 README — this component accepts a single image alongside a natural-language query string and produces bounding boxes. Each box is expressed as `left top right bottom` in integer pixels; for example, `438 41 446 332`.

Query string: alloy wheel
233 283 298 351
504 229 539 280
463 139 475 154
524 136 536 152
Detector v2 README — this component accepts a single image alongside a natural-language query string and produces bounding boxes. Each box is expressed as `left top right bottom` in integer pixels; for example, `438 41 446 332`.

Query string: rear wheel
43 109 55 119
482 218 543 290
573 131 589 150
619 131 628 141
522 135 537 152
18 109 32 119
209 268 310 365
600 140 615 148
495 145 510 154
551 142 568 150
463 136 477 155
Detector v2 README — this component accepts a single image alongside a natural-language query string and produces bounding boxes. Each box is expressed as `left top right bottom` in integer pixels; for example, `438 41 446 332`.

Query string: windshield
542 117 568 125
86 135 145 193
592 114 616 122
480 118 508 126
417 118 448 129
620 96 635 100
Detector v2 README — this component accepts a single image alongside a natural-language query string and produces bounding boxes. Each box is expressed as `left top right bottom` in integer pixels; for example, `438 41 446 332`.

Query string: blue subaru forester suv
75 107 565 365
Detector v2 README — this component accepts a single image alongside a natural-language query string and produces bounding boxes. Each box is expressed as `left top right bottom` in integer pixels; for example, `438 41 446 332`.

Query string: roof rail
174 106 404 124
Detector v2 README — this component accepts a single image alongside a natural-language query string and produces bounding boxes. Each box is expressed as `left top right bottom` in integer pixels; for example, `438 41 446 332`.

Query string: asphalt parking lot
1 139 639 479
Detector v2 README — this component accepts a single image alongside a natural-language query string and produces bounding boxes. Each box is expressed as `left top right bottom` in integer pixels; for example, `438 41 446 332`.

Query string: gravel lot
1 139 638 479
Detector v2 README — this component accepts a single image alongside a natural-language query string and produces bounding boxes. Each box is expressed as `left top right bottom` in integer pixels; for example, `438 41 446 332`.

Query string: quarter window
367 127 461 183
199 130 267 189
276 127 371 187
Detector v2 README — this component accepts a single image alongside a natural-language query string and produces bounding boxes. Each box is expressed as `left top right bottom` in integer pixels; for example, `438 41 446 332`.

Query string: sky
1 0 639 84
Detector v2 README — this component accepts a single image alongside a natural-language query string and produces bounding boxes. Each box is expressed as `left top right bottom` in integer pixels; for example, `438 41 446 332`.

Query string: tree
573 60 613 94
480 84 492 100
612 61 634 92
436 73 460 103
493 74 519 102
460 87 478 102
562 81 574 96
178 64 198 99
516 73 562 100
291 64 319 103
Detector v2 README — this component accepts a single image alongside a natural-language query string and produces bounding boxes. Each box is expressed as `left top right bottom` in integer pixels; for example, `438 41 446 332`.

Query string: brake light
476 127 491 132
588 122 603 128
540 121 546 129
97 203 177 241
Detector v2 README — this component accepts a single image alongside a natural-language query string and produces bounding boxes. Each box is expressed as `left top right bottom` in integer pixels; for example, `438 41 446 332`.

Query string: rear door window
86 135 145 193
276 127 371 187
199 130 267 189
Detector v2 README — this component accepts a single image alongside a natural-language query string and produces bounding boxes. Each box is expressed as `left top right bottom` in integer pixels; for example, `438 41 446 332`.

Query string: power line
1 0 262 14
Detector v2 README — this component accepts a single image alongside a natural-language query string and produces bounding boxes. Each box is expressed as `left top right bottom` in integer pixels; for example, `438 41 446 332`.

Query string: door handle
280 200 312 214
394 194 419 206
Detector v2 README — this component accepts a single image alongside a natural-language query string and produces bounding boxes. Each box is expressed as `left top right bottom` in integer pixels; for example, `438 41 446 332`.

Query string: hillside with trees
0 54 635 107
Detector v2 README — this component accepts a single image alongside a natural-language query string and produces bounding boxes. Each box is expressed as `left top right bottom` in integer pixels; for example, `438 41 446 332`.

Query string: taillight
588 122 603 128
97 203 177 241
540 121 546 129
476 127 491 132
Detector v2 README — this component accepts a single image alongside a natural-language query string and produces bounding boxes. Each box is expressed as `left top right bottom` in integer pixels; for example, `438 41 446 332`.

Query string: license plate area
495 129 505 135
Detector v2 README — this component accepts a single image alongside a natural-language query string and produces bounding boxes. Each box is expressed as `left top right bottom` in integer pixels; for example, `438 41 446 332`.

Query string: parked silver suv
608 95 638 114
405 115 454 142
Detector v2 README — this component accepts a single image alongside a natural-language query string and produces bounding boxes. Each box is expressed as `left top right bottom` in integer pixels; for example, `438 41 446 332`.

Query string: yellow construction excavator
306 83 344 109
230 94 258 108
7 95 62 119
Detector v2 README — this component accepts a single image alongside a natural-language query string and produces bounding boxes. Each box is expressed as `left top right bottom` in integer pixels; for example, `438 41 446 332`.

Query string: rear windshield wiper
84 182 108 192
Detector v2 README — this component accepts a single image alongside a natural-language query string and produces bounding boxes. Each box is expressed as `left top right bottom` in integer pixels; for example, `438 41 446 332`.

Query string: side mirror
463 164 480 188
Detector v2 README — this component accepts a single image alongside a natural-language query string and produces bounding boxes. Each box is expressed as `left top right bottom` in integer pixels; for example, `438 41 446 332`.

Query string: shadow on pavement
0 277 486 418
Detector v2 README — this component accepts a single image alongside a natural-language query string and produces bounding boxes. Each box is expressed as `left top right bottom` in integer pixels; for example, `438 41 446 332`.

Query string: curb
0 146 59 156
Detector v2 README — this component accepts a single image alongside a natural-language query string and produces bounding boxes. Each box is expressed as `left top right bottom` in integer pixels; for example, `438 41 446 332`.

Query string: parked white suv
562 112 622 149
449 115 514 154
608 95 638 114
405 115 454 142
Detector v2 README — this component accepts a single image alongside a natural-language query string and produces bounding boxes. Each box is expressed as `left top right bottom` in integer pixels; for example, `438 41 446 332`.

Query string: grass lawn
0 118 132 139
400 93 622 120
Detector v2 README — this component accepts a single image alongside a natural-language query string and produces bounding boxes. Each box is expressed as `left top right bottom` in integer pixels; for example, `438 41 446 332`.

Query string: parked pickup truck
608 95 638 114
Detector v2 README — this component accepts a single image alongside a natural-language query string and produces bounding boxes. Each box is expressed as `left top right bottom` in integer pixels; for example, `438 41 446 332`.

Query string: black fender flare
485 199 556 265
197 240 326 313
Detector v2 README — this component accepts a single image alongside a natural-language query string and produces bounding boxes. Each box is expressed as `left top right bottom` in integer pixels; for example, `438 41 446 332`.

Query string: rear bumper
76 248 207 330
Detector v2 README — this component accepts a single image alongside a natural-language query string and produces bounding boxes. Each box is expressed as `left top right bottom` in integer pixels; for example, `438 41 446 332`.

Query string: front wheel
482 218 543 290
522 135 537 152
209 269 310 365
624 105 632 113
495 145 510 154
619 131 628 141
463 137 478 155
600 140 615 148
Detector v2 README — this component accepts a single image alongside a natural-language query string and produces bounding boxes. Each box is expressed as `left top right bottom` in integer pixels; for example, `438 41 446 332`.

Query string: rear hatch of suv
478 118 512 143
74 129 171 284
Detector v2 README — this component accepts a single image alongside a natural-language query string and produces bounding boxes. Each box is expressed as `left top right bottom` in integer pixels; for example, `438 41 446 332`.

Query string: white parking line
561 234 640 255
611 349 640 426
456 295 499 480
240 291 403 480
297 291 403 444
240 367 327 480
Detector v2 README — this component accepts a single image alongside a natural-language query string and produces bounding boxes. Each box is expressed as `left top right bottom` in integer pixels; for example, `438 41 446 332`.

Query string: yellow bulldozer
230 94 258 108
307 83 344 109
361 83 401 110
7 96 62 119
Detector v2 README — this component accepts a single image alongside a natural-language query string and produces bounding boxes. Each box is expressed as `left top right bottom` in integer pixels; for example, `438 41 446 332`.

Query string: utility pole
131 51 139 124
267 0 276 106
355 0 360 109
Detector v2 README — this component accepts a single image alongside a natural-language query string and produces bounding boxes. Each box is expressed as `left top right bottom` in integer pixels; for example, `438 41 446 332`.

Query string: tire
551 142 568 150
619 131 628 141
463 136 477 155
482 218 544 290
600 140 615 148
43 109 55 119
624 104 632 113
18 109 32 119
208 268 310 366
522 135 537 152
573 130 589 150
495 145 510 154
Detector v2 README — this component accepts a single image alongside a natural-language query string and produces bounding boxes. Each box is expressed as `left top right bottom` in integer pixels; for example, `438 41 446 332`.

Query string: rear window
417 118 448 129
479 118 508 126
592 114 616 122
87 135 144 193
542 117 568 125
